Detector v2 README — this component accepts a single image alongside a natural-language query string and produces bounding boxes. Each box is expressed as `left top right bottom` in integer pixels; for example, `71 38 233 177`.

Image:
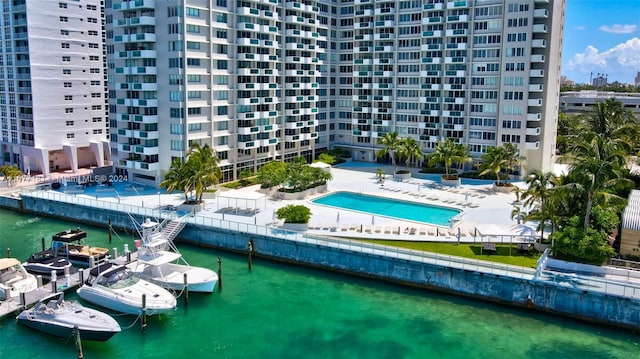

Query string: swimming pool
52 181 165 197
311 191 461 226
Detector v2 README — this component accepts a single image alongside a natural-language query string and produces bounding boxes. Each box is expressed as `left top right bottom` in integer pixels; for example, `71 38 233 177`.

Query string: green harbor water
0 208 638 358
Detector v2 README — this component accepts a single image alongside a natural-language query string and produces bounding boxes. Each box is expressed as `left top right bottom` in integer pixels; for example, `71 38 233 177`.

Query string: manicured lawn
358 240 540 268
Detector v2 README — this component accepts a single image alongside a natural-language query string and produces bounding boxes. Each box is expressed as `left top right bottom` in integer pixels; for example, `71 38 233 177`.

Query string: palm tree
478 146 507 186
397 137 424 171
376 132 401 173
502 143 526 182
522 170 556 242
565 135 631 231
584 98 639 152
160 159 192 202
188 144 222 203
426 138 469 179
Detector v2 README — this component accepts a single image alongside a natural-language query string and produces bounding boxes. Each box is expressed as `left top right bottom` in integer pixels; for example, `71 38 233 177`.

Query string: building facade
106 0 565 186
560 91 640 121
0 0 110 177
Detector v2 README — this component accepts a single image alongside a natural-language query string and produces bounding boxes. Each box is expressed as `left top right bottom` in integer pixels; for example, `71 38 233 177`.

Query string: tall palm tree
426 138 469 179
188 144 222 202
502 143 526 182
565 135 631 231
478 146 507 186
397 137 424 170
376 132 401 173
522 170 556 242
585 98 639 152
160 159 192 202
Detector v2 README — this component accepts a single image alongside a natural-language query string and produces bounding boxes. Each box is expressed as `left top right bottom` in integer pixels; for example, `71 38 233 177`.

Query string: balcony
531 39 546 48
529 84 543 92
526 141 540 150
423 17 442 24
532 24 547 33
531 54 545 63
422 30 443 37
527 113 542 121
424 3 443 10
530 69 544 77
526 127 541 136
534 9 548 18
528 98 542 107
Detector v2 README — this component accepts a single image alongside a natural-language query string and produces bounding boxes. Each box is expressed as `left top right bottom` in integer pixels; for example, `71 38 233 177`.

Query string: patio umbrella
371 215 375 225
336 212 340 224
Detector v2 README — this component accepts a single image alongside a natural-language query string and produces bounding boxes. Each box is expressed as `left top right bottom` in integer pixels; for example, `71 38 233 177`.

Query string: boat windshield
98 268 140 289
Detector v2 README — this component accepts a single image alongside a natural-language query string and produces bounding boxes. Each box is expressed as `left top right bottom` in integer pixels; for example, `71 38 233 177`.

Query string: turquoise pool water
312 191 461 226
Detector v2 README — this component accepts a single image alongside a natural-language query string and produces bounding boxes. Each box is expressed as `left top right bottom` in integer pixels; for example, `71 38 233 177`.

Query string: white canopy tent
216 190 266 215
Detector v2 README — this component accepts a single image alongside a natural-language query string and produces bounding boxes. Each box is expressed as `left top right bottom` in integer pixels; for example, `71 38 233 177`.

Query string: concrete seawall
6 195 640 331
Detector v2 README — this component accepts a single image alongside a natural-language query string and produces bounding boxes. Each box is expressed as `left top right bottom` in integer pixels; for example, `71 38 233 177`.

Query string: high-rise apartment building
0 0 110 177
106 0 564 186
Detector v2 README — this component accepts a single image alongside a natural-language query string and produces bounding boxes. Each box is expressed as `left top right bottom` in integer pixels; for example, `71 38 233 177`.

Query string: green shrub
276 204 311 224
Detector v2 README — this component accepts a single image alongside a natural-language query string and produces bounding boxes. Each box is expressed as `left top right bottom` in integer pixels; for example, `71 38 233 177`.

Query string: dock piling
5 248 10 258
41 237 45 251
113 247 118 259
51 270 57 293
141 294 147 332
183 273 189 305
20 292 26 310
36 275 43 287
217 257 222 290
74 325 83 359
108 219 112 243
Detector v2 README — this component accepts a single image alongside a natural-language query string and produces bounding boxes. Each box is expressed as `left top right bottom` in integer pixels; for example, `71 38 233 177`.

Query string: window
87 4 97 10
92 117 102 122
63 69 71 75
61 43 69 49
88 30 98 36
186 7 200 16
89 56 100 61
87 18 98 23
65 121 74 126
217 106 228 116
93 129 102 134
170 91 183 102
66 133 75 139
186 41 200 50
90 68 100 73
216 30 227 39
170 140 184 151
91 93 101 98
169 58 183 68
59 3 67 8
215 12 227 23
187 91 201 99
59 16 68 22
64 95 73 101
88 43 99 49
186 24 200 33
187 74 201 83
91 105 102 110
188 107 202 115
60 30 69 35
186 58 201 66
216 0 227 7
65 108 73 113
62 56 71 62
217 60 227 69
64 82 72 88
170 124 183 134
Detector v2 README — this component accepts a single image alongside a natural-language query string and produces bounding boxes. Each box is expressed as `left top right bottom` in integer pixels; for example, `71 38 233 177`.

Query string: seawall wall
6 195 640 331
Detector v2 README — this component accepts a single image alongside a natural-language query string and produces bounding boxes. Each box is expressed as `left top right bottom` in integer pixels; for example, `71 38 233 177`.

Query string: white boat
0 258 38 300
16 292 121 342
76 262 176 315
23 250 74 277
127 218 218 293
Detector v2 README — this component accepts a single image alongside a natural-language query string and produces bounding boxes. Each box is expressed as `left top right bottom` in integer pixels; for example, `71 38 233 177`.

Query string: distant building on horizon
560 91 640 121
635 71 640 87
0 0 110 177
560 76 574 87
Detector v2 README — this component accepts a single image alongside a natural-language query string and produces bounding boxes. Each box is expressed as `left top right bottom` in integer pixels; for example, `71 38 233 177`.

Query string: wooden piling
5 248 10 258
75 325 84 359
41 237 45 251
108 219 112 243
20 292 26 310
183 273 189 306
247 240 253 270
217 257 222 290
141 294 147 332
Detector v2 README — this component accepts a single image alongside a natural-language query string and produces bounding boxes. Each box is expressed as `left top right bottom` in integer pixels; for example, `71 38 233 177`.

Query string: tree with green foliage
502 143 526 182
317 152 336 165
376 132 401 173
239 169 253 187
426 138 470 179
160 144 221 203
522 170 557 242
397 137 424 171
276 204 312 224
478 146 508 186
583 98 639 153
564 135 631 231
257 161 287 189
550 216 615 265
0 165 24 185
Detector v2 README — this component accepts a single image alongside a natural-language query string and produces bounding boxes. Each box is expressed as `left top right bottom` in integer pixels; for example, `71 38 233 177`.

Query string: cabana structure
216 190 266 215
620 190 640 256
474 223 537 254
309 161 332 173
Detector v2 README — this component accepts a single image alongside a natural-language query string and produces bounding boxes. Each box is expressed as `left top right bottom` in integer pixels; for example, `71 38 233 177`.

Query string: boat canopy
52 229 88 243
0 258 20 270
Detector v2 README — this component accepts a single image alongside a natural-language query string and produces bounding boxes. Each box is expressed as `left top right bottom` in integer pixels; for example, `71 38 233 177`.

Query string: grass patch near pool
358 240 539 268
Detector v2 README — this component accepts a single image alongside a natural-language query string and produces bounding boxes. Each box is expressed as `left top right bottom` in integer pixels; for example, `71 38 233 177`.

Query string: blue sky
562 0 640 84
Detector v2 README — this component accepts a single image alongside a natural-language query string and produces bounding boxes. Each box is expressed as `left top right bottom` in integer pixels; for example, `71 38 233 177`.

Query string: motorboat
0 258 38 300
76 262 176 315
127 218 218 293
36 228 110 267
23 250 74 277
16 292 121 342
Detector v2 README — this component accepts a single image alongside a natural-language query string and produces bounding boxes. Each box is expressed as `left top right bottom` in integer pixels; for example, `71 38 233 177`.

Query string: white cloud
598 24 637 34
565 38 640 78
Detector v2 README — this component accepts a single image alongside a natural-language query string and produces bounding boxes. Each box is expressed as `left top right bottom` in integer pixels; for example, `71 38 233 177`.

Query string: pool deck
2 163 534 244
